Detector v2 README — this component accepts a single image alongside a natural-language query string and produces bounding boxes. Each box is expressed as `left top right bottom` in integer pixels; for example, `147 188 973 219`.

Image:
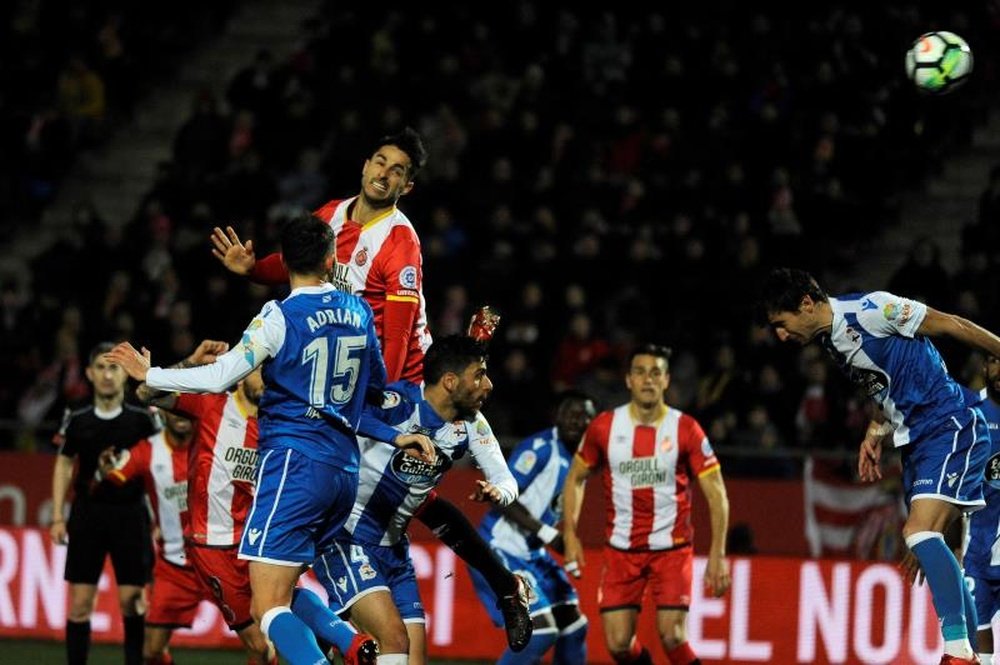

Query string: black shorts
64 501 152 586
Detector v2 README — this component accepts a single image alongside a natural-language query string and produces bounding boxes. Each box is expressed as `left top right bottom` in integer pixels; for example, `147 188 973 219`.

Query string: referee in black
50 342 160 665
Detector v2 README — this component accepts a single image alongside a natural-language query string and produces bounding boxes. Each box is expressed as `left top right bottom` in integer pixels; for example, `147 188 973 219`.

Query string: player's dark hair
371 126 428 181
628 343 672 371
424 334 488 385
757 267 828 322
89 341 116 365
280 212 333 276
554 389 594 410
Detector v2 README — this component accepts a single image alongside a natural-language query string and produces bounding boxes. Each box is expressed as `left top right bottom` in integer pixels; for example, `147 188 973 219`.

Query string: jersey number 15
302 335 366 407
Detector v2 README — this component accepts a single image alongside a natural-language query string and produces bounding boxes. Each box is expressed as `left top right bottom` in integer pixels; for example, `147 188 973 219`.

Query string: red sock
667 641 699 665
612 639 652 664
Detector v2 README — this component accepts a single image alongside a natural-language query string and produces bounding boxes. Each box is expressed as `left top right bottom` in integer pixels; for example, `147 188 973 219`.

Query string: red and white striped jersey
314 197 432 384
174 392 259 547
578 403 720 551
108 432 189 566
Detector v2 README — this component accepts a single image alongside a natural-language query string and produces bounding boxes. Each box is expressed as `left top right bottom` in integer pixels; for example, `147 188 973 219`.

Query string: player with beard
311 335 517 665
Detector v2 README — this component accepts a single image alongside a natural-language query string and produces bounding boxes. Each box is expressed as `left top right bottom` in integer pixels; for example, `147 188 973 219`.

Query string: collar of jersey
288 283 338 297
418 400 447 430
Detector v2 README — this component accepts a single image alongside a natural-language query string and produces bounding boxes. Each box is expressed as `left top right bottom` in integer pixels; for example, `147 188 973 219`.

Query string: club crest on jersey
845 326 861 345
355 247 368 266
381 390 402 409
399 265 418 289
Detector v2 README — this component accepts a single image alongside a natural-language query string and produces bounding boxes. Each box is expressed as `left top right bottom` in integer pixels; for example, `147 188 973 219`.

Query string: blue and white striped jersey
963 387 1000 580
342 382 517 546
480 427 572 559
147 284 390 469
820 291 973 447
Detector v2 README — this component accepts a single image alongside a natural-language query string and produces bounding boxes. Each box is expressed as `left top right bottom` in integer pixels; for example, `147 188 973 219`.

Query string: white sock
943 637 974 658
978 653 993 665
377 656 408 664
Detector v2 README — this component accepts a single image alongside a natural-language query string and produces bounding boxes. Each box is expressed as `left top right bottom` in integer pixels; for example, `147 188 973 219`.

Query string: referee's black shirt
55 402 160 504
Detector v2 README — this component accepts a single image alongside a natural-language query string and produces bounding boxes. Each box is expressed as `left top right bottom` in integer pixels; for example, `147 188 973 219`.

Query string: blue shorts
239 447 357 566
964 573 1000 632
314 539 425 623
469 547 578 626
902 408 988 511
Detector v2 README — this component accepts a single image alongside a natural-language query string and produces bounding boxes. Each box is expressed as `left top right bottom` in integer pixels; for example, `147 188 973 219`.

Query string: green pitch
0 639 490 664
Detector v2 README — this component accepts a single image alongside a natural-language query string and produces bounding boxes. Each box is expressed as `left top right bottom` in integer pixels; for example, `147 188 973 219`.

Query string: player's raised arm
210 225 288 284
917 307 1000 359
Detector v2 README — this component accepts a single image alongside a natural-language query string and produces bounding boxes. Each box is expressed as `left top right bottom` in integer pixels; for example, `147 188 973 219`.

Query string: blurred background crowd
3 1 1000 483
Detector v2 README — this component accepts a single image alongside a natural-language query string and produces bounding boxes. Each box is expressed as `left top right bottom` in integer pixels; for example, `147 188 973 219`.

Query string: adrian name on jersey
306 307 362 332
619 456 667 488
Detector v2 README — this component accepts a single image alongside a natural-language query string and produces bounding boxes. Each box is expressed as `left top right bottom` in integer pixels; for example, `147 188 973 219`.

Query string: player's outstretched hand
187 339 229 366
469 480 504 504
704 554 731 597
96 446 118 478
104 343 150 382
395 433 436 464
210 226 256 276
858 436 883 482
50 519 67 546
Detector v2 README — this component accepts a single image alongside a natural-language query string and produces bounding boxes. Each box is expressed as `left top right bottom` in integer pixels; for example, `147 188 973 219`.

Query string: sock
613 639 652 665
907 532 972 657
666 641 700 665
260 606 327 665
418 495 515 596
961 577 978 647
67 619 91 665
123 614 145 665
554 617 588 665
377 656 409 664
499 628 557 665
979 654 993 665
291 587 358 654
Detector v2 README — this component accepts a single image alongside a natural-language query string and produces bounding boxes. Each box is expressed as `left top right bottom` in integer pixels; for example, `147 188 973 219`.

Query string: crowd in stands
4 3 1000 480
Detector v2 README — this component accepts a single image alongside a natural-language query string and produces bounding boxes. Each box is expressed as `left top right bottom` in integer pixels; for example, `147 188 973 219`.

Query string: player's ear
799 294 814 312
400 180 415 197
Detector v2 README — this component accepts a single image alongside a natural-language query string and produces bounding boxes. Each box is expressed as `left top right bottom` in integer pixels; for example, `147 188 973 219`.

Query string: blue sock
962 575 979 641
554 618 588 665
907 532 968 641
291 587 357 654
260 606 327 665
499 628 557 665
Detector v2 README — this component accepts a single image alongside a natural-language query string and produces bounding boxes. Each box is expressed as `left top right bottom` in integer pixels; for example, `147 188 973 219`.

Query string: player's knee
658 617 686 648
376 624 410 655
604 632 635 658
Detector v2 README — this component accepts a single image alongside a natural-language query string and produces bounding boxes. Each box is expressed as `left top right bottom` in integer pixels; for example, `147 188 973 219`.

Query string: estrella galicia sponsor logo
389 447 451 485
986 453 1000 483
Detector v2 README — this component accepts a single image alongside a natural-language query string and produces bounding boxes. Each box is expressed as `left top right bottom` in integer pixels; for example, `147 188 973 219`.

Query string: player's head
280 212 334 277
984 355 1000 402
424 334 492 420
758 267 830 345
86 341 127 399
626 344 672 409
554 390 596 451
163 411 193 441
360 127 428 209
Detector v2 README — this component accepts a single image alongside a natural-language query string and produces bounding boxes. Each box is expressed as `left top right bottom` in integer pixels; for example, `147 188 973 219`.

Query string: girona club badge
354 247 368 266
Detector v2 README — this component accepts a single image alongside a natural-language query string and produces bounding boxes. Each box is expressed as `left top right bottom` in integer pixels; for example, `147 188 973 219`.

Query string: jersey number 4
302 335 366 406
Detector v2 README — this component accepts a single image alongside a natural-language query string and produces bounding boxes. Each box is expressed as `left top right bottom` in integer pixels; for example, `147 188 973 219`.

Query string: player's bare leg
404 623 426 665
601 608 652 664
142 626 172 664
657 608 700 664
341 590 409 659
248 561 328 665
117 584 146 665
904 497 975 661
236 623 276 665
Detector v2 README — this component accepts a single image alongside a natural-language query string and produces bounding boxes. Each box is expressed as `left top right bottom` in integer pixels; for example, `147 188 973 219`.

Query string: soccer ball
905 31 973 94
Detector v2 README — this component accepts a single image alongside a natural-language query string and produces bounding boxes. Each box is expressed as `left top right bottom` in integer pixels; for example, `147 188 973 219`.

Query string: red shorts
597 545 693 612
188 545 254 630
147 556 202 628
